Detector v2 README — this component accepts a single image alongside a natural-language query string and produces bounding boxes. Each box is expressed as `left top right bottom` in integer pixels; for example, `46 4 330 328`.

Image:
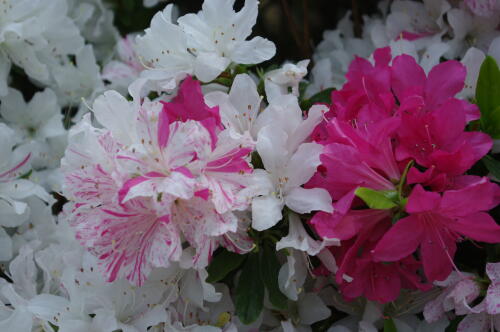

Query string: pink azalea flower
392 55 490 176
372 179 500 282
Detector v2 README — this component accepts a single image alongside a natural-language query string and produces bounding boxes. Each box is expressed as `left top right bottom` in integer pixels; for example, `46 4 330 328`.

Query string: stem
280 0 305 57
397 160 414 201
351 0 363 38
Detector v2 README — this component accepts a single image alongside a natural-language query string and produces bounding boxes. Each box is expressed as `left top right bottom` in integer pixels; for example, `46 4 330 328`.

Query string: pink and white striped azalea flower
62 77 256 285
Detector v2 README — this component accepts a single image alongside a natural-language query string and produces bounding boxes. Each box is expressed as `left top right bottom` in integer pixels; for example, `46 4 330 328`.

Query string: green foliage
300 87 335 110
206 249 247 283
355 187 398 210
260 244 288 310
476 56 500 138
483 155 500 181
235 253 265 324
383 318 398 332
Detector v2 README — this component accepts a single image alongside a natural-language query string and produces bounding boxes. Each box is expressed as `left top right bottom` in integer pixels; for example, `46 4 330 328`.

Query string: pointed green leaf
483 106 500 138
476 56 500 133
355 187 397 210
483 155 500 181
300 88 335 109
235 253 264 324
383 318 397 332
261 245 287 310
206 249 247 283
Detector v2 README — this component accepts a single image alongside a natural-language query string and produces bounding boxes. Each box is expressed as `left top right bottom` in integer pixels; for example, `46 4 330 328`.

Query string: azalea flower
251 96 332 231
204 74 262 142
0 0 83 96
264 60 309 103
372 180 500 282
62 77 256 285
102 35 143 94
455 263 500 331
178 0 276 81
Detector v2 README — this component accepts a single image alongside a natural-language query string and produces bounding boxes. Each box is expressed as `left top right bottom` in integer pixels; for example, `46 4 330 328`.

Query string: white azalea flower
66 0 119 61
48 45 104 120
276 213 339 256
0 124 53 229
178 0 276 81
446 6 500 59
135 5 196 91
251 96 331 231
264 60 309 103
0 0 83 96
0 88 65 144
205 73 262 141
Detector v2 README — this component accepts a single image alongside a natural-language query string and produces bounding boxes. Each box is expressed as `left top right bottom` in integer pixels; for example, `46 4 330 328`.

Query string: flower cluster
0 0 499 331
309 46 500 304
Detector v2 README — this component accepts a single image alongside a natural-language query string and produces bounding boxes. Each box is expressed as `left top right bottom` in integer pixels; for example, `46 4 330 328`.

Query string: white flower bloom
264 60 309 103
205 73 262 141
0 0 84 95
48 45 104 119
102 35 144 94
136 0 275 92
277 250 309 301
251 96 331 231
0 88 65 143
276 213 339 256
135 5 196 91
66 0 119 61
0 124 53 229
385 0 450 41
178 0 275 81
446 6 500 59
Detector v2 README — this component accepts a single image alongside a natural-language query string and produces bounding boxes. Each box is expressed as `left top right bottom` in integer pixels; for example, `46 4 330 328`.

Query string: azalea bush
0 0 500 331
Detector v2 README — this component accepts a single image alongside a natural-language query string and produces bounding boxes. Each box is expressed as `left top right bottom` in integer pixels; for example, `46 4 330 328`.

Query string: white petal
0 228 12 261
0 51 10 97
256 126 288 173
194 52 231 82
251 195 283 231
298 293 331 325
285 187 333 214
285 142 324 189
92 90 137 144
231 37 276 64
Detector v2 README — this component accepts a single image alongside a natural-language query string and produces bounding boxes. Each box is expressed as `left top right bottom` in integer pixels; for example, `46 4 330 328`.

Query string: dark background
110 0 383 63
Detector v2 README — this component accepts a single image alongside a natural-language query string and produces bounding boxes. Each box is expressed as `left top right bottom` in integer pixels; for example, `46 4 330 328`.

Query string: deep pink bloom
372 179 500 281
161 76 222 146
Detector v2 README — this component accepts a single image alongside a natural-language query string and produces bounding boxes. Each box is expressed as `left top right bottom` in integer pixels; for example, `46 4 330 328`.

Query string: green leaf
383 318 398 332
235 253 265 324
300 87 335 110
260 245 287 310
355 187 398 210
206 249 246 283
483 155 500 181
476 56 500 134
483 106 500 138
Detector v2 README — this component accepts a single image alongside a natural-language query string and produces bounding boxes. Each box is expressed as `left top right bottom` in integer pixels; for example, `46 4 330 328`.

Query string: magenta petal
440 178 498 216
157 108 170 149
391 54 426 101
406 185 441 213
372 215 423 262
449 212 500 243
425 60 466 109
118 176 149 203
421 228 457 282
